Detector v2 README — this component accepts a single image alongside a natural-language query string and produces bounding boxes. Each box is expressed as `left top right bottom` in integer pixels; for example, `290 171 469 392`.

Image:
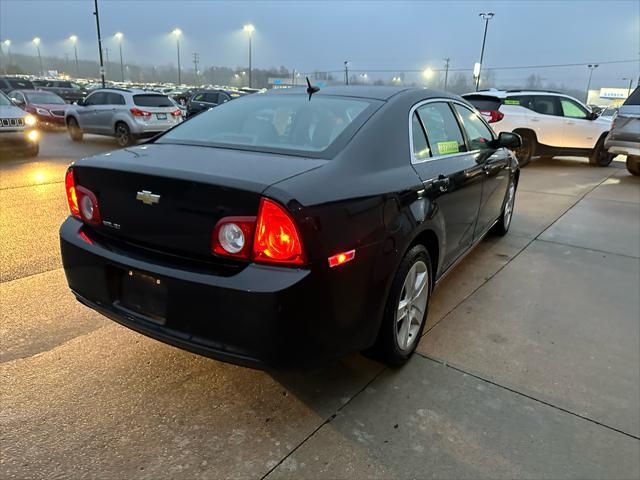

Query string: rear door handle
530 118 540 122
565 120 575 125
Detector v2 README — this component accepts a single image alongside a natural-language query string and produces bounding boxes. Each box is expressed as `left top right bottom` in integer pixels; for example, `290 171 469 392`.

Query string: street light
114 32 124 82
422 67 434 85
622 76 633 97
475 12 494 91
243 24 255 88
172 28 182 85
69 35 80 78
32 37 44 76
586 64 599 103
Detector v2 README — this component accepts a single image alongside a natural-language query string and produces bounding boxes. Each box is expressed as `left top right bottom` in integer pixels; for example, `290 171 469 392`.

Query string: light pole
2 40 10 74
475 12 494 91
344 61 349 85
172 28 182 85
93 0 106 88
114 32 124 82
443 57 450 90
243 24 255 88
585 64 599 103
69 35 80 78
622 77 633 97
32 37 43 76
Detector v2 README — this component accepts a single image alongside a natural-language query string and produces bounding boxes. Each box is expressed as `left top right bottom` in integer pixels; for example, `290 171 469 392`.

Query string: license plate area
156 113 167 120
118 270 167 323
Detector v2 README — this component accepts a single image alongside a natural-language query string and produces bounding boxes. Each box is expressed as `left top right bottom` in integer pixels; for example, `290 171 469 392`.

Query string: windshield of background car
26 92 66 104
133 94 174 107
156 94 377 157
8 79 34 89
0 93 11 106
463 95 502 111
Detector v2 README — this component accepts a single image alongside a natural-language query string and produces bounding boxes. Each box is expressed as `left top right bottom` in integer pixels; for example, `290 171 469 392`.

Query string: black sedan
60 86 521 369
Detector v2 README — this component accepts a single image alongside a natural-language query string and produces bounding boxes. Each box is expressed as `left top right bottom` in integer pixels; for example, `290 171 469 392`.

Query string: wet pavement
1 132 638 479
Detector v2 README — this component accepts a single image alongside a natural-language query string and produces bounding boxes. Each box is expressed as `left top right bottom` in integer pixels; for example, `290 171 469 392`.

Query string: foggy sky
1 0 638 88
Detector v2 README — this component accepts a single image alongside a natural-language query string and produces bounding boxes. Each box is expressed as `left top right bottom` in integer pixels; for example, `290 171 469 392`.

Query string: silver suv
65 88 183 147
0 91 40 157
605 87 640 176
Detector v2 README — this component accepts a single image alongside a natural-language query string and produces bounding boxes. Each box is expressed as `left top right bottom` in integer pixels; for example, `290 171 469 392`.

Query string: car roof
264 86 465 104
463 89 565 98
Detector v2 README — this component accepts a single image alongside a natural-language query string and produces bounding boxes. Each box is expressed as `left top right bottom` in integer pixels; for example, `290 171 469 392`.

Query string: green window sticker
504 99 520 105
436 141 460 155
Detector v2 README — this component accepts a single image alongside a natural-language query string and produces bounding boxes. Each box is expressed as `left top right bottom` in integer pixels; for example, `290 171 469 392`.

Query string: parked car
38 80 89 104
8 89 71 127
59 86 521 369
185 89 244 117
0 76 35 94
598 106 619 120
463 89 613 167
64 88 184 147
0 91 39 157
605 87 640 176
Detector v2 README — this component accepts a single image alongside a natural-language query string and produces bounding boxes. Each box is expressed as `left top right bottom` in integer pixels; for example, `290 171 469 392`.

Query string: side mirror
586 111 599 120
76 99 85 106
11 98 23 106
496 131 522 149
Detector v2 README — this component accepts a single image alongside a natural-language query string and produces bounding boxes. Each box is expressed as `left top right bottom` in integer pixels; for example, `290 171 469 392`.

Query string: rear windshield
463 95 502 111
133 94 174 107
623 87 639 106
156 94 375 156
8 79 34 89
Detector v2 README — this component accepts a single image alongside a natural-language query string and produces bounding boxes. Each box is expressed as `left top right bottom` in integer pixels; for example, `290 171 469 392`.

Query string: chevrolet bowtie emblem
136 190 160 205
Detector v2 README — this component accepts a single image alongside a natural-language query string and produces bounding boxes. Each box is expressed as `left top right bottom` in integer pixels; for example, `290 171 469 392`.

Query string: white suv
462 89 613 167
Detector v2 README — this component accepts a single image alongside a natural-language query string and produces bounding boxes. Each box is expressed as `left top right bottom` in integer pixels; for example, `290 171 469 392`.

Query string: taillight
479 109 504 123
253 198 305 265
212 217 256 259
65 168 80 218
171 109 182 117
130 108 151 118
64 167 101 225
211 198 305 266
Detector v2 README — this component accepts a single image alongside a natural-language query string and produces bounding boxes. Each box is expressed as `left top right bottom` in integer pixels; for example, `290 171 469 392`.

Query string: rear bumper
605 138 640 157
131 119 182 135
60 217 380 369
0 130 38 152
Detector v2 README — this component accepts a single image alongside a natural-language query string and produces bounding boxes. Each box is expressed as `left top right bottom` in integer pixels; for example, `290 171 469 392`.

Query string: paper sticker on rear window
436 141 460 155
504 99 520 105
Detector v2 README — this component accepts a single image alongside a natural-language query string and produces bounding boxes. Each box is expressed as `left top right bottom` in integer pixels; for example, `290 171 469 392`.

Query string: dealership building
587 87 635 106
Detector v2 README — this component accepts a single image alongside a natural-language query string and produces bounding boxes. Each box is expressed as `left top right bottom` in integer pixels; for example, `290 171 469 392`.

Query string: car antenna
306 77 320 101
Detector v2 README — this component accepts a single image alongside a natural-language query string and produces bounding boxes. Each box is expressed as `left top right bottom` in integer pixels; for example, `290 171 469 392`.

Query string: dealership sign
599 88 627 99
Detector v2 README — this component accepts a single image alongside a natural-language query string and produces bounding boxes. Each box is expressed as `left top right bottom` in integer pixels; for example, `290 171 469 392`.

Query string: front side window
560 98 588 119
204 93 219 104
454 104 494 151
157 94 373 155
415 102 466 157
532 96 561 116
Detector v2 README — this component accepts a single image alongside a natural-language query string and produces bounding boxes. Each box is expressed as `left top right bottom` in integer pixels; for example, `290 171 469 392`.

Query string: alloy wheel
503 181 516 228
396 260 429 351
116 125 130 147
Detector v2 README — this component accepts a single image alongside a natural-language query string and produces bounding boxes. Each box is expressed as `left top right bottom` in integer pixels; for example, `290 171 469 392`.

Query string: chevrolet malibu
60 86 521 369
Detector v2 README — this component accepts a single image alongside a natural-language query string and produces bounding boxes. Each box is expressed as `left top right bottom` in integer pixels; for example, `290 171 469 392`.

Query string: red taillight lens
130 108 151 118
65 168 80 218
253 198 305 265
171 109 182 117
212 217 256 259
479 109 504 123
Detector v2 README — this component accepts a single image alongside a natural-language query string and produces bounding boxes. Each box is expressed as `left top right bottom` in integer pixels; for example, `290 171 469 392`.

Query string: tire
67 117 83 142
627 155 640 176
371 245 432 367
493 175 516 236
23 143 39 158
115 122 134 147
589 136 614 166
513 131 534 167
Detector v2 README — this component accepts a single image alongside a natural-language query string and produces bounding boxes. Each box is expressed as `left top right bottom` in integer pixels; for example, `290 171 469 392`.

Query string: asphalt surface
1 131 639 479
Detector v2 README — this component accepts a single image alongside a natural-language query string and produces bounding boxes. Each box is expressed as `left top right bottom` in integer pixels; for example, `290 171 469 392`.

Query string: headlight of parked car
24 114 37 126
35 107 51 116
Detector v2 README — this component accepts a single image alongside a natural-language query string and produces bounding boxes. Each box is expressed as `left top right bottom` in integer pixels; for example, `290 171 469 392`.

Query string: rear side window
105 92 126 105
454 104 494 151
623 87 639 106
85 92 107 106
532 96 561 116
133 94 173 107
411 113 431 160
415 102 466 157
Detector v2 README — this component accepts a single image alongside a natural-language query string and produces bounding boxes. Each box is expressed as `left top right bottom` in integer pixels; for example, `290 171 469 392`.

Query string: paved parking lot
1 131 639 479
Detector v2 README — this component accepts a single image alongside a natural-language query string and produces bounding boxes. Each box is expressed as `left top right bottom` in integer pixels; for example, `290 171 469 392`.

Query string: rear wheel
67 118 83 142
115 122 134 147
513 132 534 167
493 176 516 236
627 155 640 176
589 137 614 166
371 245 432 367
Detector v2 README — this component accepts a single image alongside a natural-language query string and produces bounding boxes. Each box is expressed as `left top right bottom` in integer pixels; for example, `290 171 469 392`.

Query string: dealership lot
1 133 639 478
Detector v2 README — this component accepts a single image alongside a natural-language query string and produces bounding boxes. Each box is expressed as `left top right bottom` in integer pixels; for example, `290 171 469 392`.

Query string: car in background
605 87 640 176
8 89 71 127
0 76 35 94
598 106 619 120
0 91 39 157
463 89 613 167
59 86 521 370
39 80 89 104
65 88 183 147
185 89 245 117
